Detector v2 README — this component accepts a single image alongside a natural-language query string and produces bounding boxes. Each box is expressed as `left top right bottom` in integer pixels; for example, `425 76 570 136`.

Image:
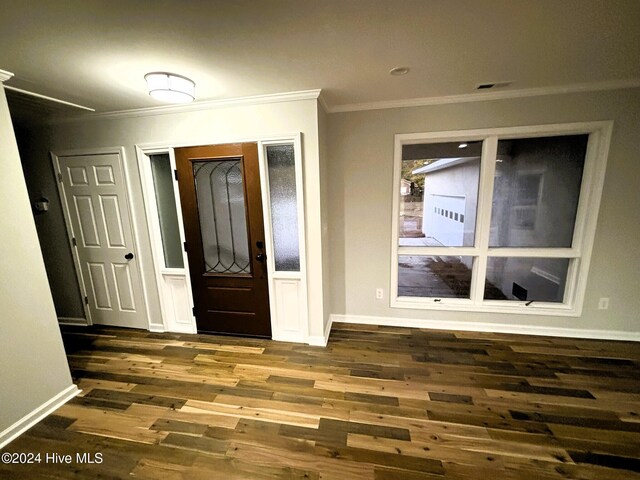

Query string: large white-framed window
391 122 612 316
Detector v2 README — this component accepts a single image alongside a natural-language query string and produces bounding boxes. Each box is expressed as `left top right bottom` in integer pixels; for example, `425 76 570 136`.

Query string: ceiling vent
476 81 512 90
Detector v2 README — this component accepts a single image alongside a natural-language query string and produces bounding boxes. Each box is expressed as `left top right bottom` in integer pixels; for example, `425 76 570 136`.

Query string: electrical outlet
376 288 384 300
598 297 609 310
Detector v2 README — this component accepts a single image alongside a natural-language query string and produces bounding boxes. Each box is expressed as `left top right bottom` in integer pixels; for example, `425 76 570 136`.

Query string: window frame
390 121 613 316
139 148 189 275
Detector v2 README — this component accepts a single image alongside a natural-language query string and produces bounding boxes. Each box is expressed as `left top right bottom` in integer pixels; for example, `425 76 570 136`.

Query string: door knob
125 252 134 260
256 253 266 262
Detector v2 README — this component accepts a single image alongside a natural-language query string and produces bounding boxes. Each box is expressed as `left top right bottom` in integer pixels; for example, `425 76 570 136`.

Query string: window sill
391 297 580 317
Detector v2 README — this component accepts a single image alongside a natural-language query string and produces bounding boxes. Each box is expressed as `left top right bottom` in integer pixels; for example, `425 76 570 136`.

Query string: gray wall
0 86 74 435
18 99 325 337
13 88 640 337
14 124 85 318
327 88 640 333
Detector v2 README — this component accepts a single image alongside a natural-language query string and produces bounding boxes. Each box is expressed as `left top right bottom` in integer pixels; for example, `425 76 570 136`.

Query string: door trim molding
136 134 311 341
57 317 89 326
51 147 151 330
135 145 196 334
135 146 168 333
51 152 93 325
258 134 310 343
308 315 333 347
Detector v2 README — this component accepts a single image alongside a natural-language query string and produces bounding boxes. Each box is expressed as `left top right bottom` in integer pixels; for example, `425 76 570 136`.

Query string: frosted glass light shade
145 72 195 103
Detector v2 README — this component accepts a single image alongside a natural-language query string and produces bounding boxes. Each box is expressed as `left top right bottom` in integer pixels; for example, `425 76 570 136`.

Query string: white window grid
390 122 613 316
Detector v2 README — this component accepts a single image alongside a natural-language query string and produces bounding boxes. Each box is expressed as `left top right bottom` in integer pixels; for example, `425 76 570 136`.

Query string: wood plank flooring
1 322 639 479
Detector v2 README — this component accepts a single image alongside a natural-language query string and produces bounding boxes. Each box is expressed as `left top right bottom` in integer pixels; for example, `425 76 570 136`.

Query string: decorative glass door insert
193 159 250 275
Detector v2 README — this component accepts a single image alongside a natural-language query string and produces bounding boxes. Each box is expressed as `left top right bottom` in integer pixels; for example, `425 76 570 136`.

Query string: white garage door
425 194 465 246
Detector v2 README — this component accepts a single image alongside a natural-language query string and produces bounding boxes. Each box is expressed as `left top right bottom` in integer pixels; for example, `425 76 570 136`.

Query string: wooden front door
174 143 271 337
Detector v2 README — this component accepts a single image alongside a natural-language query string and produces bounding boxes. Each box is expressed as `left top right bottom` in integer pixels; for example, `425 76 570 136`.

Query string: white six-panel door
54 152 147 329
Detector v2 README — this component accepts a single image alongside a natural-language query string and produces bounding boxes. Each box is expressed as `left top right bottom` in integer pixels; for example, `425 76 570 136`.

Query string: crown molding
328 78 640 113
4 85 94 111
0 69 14 83
317 91 330 114
43 77 640 124
52 89 322 124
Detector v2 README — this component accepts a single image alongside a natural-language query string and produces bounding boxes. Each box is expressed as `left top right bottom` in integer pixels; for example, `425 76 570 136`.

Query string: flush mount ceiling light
458 143 468 149
145 72 195 103
389 66 410 76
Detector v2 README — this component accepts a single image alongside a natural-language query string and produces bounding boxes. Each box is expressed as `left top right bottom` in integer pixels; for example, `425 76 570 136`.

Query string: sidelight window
149 154 184 269
266 144 301 272
391 123 612 316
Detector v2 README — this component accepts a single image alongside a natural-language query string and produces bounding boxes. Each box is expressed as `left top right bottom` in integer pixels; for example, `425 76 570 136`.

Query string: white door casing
135 134 310 342
53 151 148 329
136 146 196 334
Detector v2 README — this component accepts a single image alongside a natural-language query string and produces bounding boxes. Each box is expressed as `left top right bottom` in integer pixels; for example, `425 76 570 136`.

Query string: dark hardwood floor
1 323 639 479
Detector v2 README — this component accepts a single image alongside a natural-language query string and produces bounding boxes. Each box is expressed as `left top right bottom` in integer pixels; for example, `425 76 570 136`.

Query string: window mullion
398 246 478 256
562 258 581 305
470 135 498 304
486 248 580 258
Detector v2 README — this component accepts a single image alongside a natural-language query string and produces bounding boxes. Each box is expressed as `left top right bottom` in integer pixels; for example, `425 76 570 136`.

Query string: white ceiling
1 0 639 114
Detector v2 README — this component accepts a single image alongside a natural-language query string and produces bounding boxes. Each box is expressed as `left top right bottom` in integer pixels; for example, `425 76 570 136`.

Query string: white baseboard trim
331 314 640 342
307 315 334 347
273 331 307 344
58 317 88 326
0 384 80 449
151 324 199 334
